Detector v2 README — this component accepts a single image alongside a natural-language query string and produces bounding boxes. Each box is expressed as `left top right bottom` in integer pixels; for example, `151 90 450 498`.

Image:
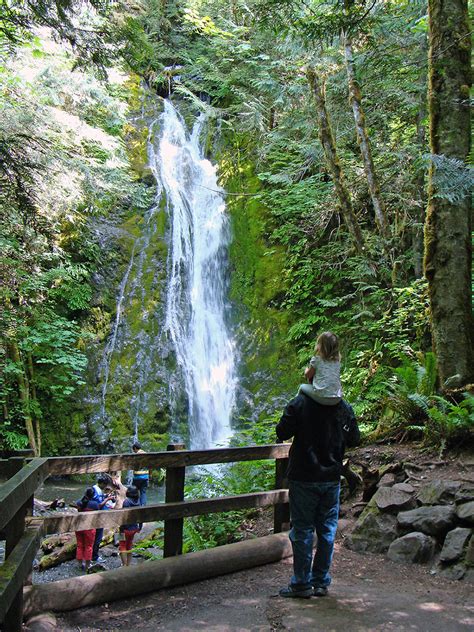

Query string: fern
427 154 474 204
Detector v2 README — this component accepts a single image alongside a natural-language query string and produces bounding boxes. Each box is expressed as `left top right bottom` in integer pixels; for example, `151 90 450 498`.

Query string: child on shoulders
299 331 342 406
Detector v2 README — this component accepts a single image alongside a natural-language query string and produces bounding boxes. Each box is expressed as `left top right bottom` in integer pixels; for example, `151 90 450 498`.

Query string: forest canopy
0 0 473 456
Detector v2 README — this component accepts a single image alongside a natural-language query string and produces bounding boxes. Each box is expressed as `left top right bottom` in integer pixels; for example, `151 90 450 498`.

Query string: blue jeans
92 528 103 561
288 480 340 589
133 477 148 506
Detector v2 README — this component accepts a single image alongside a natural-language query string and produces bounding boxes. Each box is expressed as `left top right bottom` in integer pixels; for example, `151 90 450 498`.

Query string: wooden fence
0 443 290 631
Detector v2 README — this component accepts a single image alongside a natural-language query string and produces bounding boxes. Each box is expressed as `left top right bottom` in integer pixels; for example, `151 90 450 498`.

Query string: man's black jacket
276 394 360 482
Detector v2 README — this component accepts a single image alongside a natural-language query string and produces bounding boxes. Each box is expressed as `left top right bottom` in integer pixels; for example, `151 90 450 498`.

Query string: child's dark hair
315 331 340 361
79 487 95 508
126 485 140 500
132 441 141 451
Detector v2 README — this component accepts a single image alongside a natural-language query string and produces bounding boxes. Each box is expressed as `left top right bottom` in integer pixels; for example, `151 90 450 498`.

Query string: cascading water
149 100 237 449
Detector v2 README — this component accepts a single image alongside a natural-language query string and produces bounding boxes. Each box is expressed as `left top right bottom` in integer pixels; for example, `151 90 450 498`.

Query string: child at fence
119 485 141 566
298 331 342 406
91 474 116 563
75 487 100 572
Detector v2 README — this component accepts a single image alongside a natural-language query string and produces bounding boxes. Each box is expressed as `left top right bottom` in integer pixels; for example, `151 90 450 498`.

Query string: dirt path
55 542 473 631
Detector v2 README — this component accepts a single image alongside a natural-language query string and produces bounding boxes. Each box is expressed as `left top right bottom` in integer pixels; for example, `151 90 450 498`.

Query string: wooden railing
0 443 290 631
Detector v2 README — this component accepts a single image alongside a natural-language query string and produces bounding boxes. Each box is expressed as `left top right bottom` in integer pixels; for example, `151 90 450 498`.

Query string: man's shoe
279 585 313 599
313 586 328 597
93 556 105 563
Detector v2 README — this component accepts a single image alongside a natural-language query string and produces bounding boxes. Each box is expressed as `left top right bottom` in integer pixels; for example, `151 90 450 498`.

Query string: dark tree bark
413 47 428 279
424 0 473 387
307 67 365 254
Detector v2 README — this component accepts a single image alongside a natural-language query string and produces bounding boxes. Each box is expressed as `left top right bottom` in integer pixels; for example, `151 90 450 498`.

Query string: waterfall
95 243 136 432
149 100 237 450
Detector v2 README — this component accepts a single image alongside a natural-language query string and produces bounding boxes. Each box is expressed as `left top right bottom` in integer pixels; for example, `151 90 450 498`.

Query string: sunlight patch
418 602 445 612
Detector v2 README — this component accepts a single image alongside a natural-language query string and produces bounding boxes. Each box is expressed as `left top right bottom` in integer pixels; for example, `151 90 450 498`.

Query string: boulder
455 483 474 505
345 506 398 554
336 518 352 540
465 534 474 567
397 505 456 537
392 483 415 494
387 532 435 564
416 480 461 505
464 568 474 583
438 563 466 581
439 528 472 563
378 473 396 488
456 501 474 525
372 486 416 513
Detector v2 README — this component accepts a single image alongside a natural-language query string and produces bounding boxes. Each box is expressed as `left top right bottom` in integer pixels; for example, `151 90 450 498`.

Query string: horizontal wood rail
37 489 290 535
0 443 290 630
46 443 290 475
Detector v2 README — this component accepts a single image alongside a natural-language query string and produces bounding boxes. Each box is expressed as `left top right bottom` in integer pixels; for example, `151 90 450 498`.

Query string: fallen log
41 534 72 554
24 531 292 616
38 530 116 571
24 612 57 631
34 498 66 514
38 538 77 571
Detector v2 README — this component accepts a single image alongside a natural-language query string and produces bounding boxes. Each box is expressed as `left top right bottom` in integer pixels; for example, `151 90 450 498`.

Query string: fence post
3 457 30 631
163 443 186 558
273 450 290 534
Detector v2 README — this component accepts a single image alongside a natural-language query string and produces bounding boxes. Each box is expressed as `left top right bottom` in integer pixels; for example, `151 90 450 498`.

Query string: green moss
217 144 298 402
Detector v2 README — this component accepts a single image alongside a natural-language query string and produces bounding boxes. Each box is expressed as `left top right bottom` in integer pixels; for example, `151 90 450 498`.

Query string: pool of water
36 477 165 505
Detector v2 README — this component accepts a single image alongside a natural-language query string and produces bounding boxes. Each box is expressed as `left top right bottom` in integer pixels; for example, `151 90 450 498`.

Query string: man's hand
305 366 315 383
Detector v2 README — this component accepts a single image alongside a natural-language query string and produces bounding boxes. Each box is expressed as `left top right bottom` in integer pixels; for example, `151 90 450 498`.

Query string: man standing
132 441 150 506
276 394 360 598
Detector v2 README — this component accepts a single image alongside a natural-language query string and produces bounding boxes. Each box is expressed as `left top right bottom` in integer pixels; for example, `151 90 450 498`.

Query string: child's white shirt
310 355 342 399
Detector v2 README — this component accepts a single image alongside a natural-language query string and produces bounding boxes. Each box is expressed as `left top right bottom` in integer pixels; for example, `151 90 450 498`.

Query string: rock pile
345 479 474 581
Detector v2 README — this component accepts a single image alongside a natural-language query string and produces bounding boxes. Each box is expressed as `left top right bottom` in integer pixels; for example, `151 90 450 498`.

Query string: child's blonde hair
315 331 340 361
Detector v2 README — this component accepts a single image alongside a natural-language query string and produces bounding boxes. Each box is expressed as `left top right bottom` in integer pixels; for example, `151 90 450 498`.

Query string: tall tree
307 67 365 254
344 36 389 239
424 0 473 387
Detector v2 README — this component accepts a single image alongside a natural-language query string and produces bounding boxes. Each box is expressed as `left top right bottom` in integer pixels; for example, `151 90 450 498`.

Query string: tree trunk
307 67 365 254
424 0 473 388
27 352 41 456
344 38 389 239
7 342 39 456
413 48 428 279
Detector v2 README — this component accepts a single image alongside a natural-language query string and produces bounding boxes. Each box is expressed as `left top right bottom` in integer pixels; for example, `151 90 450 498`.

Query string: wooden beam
39 490 289 535
2 457 28 632
0 525 43 622
23 531 292 616
273 455 290 534
0 459 49 532
164 443 185 558
46 444 291 475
